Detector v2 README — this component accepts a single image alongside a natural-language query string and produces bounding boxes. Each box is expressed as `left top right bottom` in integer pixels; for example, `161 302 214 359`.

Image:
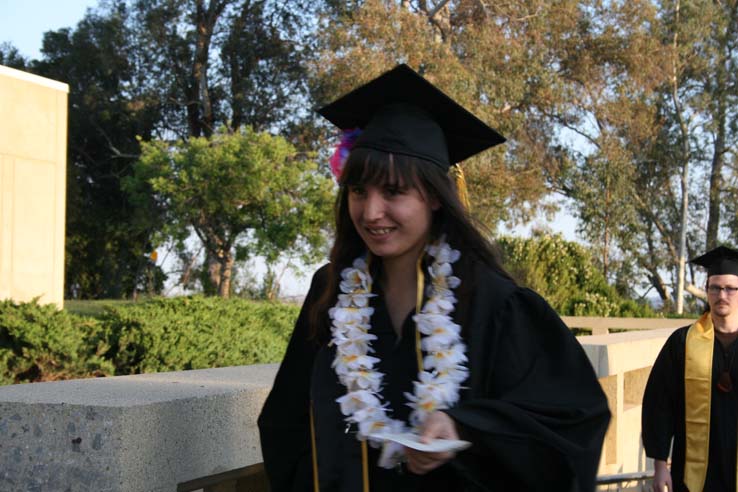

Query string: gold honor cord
415 255 425 373
314 254 426 492
361 255 373 492
358 254 425 492
684 313 714 492
309 402 320 492
361 440 370 492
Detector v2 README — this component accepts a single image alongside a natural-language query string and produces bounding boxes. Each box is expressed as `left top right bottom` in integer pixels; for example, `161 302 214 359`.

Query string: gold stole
684 313 713 492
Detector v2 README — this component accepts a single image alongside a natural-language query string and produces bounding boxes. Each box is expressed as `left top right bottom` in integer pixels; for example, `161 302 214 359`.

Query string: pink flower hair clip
330 128 362 180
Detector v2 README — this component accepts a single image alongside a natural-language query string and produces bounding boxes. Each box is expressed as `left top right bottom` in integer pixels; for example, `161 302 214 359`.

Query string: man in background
643 246 738 492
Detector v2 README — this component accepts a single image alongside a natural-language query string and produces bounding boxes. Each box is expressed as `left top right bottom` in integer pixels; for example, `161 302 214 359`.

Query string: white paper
369 432 471 453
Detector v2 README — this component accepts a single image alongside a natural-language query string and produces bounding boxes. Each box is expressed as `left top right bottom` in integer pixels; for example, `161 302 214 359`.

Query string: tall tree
130 0 320 292
31 3 165 298
682 0 738 249
547 0 665 282
0 43 28 69
131 0 316 137
668 0 691 314
629 0 738 309
129 127 334 297
131 0 228 138
17 0 319 298
310 0 584 227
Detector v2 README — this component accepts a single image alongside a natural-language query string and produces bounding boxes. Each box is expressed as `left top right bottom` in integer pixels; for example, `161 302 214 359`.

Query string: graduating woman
257 64 610 492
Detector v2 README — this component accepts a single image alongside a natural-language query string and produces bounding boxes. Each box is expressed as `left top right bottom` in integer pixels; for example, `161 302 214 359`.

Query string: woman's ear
430 196 441 211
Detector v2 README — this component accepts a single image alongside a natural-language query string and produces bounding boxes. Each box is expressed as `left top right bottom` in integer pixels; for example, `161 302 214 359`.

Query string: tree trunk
671 0 688 315
686 283 706 301
649 270 671 305
676 155 688 314
706 129 725 251
705 9 733 249
218 252 235 298
189 0 227 138
203 252 220 295
224 0 256 132
427 0 451 42
603 182 610 279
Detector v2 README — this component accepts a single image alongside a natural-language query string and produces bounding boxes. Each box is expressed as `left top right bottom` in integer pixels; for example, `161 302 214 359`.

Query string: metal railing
178 463 268 492
596 471 655 491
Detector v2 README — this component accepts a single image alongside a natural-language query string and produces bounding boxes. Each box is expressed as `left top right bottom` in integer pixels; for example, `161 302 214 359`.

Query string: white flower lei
328 238 467 465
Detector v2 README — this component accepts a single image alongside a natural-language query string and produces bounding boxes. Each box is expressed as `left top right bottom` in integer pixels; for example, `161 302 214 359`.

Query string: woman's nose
363 190 385 220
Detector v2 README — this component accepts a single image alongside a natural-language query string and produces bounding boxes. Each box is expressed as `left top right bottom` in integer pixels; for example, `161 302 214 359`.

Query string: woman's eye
349 186 366 196
385 187 405 196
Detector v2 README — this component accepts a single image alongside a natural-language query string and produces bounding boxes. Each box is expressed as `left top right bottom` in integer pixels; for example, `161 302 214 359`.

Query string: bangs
339 148 421 189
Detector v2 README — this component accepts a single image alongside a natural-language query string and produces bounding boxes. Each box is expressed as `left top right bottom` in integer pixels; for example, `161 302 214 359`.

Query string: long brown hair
309 147 514 340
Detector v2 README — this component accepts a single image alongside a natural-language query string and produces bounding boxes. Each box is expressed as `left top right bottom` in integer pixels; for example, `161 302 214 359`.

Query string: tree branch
427 0 451 20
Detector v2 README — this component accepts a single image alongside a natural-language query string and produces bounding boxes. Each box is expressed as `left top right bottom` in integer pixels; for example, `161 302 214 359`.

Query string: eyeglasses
707 285 738 296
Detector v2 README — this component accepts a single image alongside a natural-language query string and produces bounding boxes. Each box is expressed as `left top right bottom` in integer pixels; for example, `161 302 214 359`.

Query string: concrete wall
0 329 676 491
0 65 68 308
0 365 276 492
562 316 695 336
581 327 681 486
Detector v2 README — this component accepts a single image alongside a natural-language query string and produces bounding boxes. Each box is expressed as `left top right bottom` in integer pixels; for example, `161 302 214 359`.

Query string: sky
0 0 582 296
0 0 97 60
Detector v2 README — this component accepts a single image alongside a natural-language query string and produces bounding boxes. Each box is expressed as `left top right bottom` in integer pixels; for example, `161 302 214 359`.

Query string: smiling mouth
366 227 394 236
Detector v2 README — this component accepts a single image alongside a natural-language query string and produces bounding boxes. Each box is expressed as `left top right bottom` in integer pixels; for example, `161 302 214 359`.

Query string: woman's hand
405 411 459 475
652 459 672 492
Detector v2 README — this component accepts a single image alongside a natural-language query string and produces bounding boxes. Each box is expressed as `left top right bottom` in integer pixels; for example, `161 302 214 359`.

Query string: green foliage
98 296 298 374
20 0 318 299
131 0 316 137
311 1 566 227
31 6 165 299
0 299 114 385
18 0 733 311
127 127 334 297
1 297 299 385
65 299 137 318
0 42 28 69
497 234 655 317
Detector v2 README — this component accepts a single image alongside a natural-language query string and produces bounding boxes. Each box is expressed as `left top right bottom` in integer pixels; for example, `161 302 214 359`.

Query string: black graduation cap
317 64 506 170
689 246 738 277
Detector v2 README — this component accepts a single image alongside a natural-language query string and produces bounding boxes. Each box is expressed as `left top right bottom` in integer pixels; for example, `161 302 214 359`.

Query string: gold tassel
309 402 320 492
415 255 425 373
361 440 370 492
451 164 471 211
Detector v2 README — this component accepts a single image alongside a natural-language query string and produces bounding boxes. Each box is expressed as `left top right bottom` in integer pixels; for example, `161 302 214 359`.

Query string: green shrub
497 234 656 317
0 299 114 385
0 296 300 385
100 296 299 374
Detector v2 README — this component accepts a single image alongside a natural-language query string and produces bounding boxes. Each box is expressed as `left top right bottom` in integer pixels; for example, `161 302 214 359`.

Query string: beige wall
580 327 681 489
0 65 68 307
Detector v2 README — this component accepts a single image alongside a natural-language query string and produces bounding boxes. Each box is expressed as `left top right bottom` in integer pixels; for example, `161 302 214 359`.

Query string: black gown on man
642 326 738 492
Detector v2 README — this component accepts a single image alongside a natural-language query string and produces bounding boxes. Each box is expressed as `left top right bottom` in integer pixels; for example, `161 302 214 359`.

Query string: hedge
0 299 113 385
0 296 300 385
101 296 298 374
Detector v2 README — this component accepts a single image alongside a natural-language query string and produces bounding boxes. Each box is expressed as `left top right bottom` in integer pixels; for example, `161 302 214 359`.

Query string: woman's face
347 178 438 266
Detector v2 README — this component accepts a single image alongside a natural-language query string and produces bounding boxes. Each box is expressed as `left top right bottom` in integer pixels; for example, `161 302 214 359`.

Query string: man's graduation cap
689 246 738 277
317 64 506 171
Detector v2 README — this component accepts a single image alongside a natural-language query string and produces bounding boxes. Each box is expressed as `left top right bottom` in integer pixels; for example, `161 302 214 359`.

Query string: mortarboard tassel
451 164 471 211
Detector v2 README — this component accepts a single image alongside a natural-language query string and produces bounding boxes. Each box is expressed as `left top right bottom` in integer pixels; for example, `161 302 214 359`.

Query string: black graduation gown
642 326 738 492
258 263 611 492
